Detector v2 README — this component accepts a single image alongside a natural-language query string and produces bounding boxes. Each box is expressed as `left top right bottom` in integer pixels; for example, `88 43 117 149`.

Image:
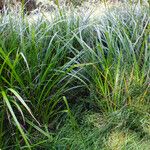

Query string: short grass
0 2 150 149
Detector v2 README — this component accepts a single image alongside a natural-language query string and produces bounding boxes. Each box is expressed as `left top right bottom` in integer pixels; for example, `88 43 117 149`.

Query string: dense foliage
0 3 149 149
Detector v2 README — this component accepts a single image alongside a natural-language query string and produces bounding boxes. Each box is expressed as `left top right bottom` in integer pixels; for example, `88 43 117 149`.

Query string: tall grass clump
68 5 150 147
75 5 149 112
49 4 150 149
0 10 89 148
0 2 149 149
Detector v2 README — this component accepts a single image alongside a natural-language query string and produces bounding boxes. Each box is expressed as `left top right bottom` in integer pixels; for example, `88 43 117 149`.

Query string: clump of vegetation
0 2 149 149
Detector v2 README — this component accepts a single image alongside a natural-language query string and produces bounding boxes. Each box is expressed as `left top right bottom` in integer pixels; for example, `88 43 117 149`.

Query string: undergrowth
0 2 149 149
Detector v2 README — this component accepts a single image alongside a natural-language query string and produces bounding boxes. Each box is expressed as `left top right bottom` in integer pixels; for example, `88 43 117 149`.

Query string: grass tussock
0 2 150 149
